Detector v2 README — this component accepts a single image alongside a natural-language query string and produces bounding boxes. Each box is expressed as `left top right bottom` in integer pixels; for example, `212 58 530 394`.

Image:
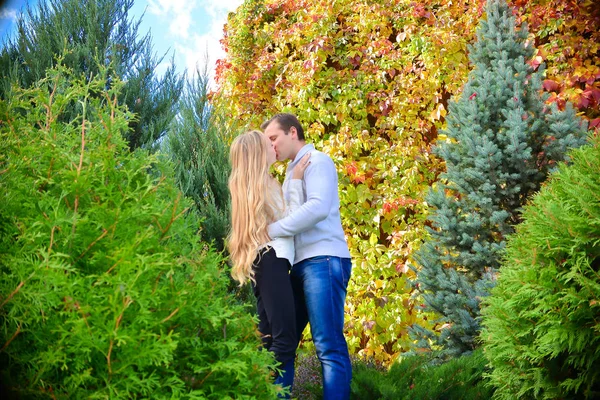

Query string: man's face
264 121 296 161
263 134 277 167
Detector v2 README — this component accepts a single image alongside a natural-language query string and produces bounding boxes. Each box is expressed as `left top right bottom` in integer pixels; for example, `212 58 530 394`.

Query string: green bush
481 133 599 399
351 349 494 400
0 65 279 399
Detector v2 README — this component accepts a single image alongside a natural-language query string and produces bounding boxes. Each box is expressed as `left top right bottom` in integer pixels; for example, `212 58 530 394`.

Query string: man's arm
268 155 335 238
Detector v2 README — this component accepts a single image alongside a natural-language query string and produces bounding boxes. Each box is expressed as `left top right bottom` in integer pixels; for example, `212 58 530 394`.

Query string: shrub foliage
350 349 494 399
481 132 599 400
0 65 279 399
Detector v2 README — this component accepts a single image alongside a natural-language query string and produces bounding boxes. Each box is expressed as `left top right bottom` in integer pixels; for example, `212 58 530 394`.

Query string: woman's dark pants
252 248 297 396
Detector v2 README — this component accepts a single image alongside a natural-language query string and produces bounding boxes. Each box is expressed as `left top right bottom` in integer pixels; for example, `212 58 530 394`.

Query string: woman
227 130 310 396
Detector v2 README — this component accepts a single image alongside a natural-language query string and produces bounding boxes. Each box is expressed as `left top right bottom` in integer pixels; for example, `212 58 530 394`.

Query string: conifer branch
77 112 86 179
77 228 108 260
107 297 132 374
105 257 123 275
46 225 57 268
0 281 25 309
107 340 114 375
70 99 88 247
45 75 59 133
47 157 54 179
161 307 181 323
198 370 214 386
152 272 163 295
159 194 185 240
111 93 117 123
1 323 22 351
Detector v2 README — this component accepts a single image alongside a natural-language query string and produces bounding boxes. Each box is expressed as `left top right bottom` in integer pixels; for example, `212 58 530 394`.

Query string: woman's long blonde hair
227 130 282 285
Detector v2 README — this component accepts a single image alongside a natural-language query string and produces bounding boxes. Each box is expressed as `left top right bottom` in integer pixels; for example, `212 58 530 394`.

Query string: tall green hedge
481 133 599 399
0 65 279 399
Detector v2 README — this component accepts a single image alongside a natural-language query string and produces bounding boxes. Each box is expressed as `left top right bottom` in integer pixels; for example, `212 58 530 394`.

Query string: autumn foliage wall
213 0 599 364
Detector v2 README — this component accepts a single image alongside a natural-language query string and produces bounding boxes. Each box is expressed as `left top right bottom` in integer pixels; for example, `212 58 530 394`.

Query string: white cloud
141 0 243 85
147 0 198 39
203 0 243 19
0 8 18 20
147 0 190 16
174 0 243 87
176 31 221 86
169 11 192 38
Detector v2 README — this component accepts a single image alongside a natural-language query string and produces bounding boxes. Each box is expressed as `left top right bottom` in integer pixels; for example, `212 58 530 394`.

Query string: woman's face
264 134 277 167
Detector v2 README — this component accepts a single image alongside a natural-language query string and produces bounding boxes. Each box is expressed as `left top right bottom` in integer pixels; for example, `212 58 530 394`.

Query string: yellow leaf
369 233 378 246
429 103 446 121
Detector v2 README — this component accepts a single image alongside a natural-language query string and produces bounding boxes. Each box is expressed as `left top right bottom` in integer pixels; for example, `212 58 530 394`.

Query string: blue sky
0 0 243 84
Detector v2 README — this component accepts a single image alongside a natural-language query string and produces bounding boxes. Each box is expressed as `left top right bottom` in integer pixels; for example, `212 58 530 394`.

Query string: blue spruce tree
410 0 589 359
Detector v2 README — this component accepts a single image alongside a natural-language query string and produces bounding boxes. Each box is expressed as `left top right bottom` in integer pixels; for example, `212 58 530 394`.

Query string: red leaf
542 79 560 91
577 95 590 109
383 202 393 214
346 162 358 176
528 55 543 70
589 87 600 102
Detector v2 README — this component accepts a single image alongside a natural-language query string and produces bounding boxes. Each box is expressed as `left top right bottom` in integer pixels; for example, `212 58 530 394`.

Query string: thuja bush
350 349 494 400
0 65 279 398
481 133 599 399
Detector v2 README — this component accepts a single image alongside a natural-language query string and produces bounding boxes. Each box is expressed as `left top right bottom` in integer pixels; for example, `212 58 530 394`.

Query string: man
262 113 352 399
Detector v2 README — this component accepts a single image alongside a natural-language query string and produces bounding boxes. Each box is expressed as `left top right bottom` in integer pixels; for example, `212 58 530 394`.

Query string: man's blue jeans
291 256 352 399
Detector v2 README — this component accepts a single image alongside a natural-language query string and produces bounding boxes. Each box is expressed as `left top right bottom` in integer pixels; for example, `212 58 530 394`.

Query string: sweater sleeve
268 155 335 238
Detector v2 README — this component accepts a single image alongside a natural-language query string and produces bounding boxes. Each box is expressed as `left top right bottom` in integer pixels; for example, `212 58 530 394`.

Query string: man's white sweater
268 144 351 264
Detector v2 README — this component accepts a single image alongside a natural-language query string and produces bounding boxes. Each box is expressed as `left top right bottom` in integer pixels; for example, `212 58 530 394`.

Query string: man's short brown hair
261 113 305 141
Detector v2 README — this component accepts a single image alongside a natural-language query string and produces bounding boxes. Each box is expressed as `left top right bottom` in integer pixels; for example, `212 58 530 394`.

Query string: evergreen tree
0 63 280 399
163 64 232 252
0 0 183 150
410 0 588 359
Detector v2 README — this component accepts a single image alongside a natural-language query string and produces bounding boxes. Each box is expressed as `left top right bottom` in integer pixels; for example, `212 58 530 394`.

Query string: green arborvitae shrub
411 0 589 359
350 349 494 400
481 132 599 399
0 64 279 399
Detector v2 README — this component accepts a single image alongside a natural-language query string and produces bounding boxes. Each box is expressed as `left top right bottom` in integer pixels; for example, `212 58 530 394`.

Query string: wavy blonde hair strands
227 131 283 285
